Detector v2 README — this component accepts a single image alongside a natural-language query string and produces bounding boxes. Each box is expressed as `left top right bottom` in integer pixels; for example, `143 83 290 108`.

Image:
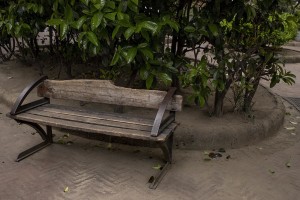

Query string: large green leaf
71 16 87 29
104 12 116 21
208 24 218 37
87 31 99 46
139 67 149 80
94 0 106 10
46 19 64 26
127 1 138 12
125 47 137 63
80 0 89 6
60 22 68 39
141 30 150 42
157 73 172 85
184 26 196 33
65 4 73 23
110 51 120 66
112 25 120 39
131 0 138 6
146 75 154 89
124 27 135 40
141 21 158 34
139 48 153 60
91 12 103 30
106 1 115 9
167 21 179 32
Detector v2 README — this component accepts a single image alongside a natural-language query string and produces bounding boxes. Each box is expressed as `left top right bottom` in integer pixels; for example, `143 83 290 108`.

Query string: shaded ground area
0 101 300 200
0 42 300 199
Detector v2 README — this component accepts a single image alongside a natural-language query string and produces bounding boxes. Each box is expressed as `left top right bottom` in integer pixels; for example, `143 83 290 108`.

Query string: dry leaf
286 162 291 168
268 169 275 174
285 127 296 130
203 157 212 161
290 121 298 125
152 164 162 170
291 133 296 136
64 187 69 192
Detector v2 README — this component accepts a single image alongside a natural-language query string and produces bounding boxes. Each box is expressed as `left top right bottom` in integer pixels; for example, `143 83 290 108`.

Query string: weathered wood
34 104 155 126
37 80 182 111
27 108 153 132
10 111 177 141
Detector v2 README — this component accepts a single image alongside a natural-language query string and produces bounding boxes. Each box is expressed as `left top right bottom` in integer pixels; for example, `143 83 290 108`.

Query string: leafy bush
0 0 297 117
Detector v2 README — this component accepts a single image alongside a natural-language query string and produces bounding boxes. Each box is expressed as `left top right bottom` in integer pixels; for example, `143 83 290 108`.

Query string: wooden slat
27 109 153 132
37 80 182 111
11 112 177 141
34 104 154 126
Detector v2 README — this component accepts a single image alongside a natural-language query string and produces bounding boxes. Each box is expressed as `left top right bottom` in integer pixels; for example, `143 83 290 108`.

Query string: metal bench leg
16 121 53 162
149 132 174 189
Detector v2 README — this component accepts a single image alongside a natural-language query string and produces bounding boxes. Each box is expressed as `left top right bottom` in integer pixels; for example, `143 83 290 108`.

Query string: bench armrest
151 87 177 137
10 76 49 115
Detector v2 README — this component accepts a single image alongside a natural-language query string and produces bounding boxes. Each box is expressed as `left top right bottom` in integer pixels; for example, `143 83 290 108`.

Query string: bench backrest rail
37 80 182 111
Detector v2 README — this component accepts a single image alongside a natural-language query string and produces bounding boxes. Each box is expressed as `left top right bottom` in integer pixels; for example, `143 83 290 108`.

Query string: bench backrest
37 80 182 111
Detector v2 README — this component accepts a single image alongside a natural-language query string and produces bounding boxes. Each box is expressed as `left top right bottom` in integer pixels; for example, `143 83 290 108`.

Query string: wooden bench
7 76 182 189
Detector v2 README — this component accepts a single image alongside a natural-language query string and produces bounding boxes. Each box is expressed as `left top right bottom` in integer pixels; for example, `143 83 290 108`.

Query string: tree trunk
214 90 225 117
213 79 233 117
243 78 260 113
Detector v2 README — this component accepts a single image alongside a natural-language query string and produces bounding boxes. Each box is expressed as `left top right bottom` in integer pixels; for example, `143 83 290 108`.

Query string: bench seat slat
27 109 153 132
11 108 177 142
33 104 154 127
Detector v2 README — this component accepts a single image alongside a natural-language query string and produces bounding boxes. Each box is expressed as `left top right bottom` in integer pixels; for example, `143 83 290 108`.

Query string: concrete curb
0 69 286 151
174 85 286 150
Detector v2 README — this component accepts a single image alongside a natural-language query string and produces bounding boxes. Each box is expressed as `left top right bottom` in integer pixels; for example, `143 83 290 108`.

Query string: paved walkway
0 44 300 199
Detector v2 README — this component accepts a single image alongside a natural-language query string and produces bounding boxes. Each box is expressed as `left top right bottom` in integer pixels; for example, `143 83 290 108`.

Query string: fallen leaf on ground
148 176 154 183
285 127 296 130
218 148 226 153
208 152 222 158
268 169 275 174
286 162 291 168
226 155 231 159
31 132 36 135
203 151 210 155
290 121 298 125
7 76 13 79
56 139 65 144
63 133 69 139
64 187 69 192
152 164 162 170
291 132 296 136
203 157 212 161
66 141 73 145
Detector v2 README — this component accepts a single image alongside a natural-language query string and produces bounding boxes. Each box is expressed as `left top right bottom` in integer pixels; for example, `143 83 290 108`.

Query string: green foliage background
0 0 298 116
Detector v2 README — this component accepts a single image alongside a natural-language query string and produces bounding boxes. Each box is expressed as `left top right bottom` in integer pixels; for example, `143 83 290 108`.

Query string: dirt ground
0 54 299 199
0 60 286 150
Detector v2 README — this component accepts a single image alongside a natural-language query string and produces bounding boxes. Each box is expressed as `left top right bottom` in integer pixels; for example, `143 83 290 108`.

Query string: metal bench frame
7 76 181 189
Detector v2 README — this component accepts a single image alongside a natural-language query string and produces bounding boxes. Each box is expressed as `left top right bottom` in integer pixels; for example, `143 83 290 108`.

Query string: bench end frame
10 75 49 116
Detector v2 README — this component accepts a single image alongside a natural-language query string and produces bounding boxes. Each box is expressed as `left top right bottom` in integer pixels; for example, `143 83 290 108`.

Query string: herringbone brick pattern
1 104 300 200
